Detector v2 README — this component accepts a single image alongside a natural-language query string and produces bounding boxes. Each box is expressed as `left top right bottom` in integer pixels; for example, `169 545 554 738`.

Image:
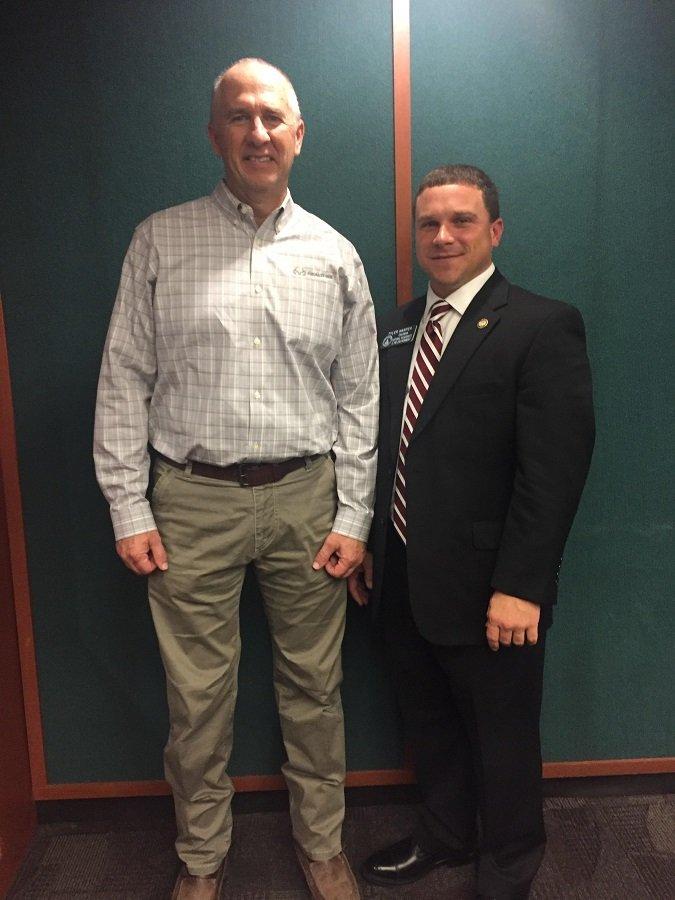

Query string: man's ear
294 119 305 157
207 123 221 158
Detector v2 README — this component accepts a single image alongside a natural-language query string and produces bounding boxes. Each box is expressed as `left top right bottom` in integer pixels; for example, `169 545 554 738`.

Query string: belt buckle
237 464 250 487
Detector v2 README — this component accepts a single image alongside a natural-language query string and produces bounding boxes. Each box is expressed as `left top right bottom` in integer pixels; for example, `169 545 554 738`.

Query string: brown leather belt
156 451 322 487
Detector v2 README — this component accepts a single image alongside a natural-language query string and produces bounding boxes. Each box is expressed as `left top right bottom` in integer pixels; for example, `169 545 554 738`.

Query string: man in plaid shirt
94 57 377 900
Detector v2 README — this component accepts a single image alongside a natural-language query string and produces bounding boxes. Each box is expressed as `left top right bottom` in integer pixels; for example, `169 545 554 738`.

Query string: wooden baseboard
542 758 675 778
32 758 675 801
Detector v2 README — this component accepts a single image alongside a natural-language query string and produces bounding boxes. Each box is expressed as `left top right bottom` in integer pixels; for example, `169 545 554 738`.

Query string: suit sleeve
491 304 595 604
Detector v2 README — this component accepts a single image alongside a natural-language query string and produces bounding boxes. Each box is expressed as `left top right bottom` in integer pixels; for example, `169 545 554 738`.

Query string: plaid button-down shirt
94 181 379 541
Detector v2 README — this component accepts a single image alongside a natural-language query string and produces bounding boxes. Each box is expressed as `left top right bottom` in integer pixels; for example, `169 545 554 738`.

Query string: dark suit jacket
370 270 595 645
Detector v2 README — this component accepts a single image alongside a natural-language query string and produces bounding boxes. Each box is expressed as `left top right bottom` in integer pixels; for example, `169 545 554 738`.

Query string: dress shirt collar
425 262 495 317
211 179 294 233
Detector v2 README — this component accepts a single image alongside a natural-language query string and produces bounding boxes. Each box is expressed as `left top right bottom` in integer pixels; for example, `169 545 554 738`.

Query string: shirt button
254 285 263 294
254 391 261 400
252 337 261 347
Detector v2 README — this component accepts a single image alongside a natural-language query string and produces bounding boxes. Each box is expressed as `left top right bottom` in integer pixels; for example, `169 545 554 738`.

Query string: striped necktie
392 299 452 544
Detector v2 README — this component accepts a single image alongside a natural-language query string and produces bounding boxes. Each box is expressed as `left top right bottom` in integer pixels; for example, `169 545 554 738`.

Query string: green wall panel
2 0 672 784
410 0 674 759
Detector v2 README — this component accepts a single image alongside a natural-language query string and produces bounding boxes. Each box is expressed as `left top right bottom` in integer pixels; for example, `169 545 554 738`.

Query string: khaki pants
148 455 346 876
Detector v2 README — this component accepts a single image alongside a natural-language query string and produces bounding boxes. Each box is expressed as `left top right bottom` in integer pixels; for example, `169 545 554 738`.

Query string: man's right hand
347 551 373 606
116 529 168 575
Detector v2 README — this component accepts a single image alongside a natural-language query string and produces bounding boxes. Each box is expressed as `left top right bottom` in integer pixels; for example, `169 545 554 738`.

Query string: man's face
208 61 304 208
414 183 503 297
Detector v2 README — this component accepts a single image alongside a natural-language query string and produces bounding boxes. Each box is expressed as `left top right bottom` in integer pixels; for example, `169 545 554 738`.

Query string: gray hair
210 57 301 123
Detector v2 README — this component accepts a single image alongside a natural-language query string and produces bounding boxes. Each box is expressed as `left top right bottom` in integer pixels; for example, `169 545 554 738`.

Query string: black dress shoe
361 835 474 885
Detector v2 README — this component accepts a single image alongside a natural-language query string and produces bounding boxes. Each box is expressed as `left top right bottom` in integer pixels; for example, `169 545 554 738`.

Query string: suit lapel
411 272 510 442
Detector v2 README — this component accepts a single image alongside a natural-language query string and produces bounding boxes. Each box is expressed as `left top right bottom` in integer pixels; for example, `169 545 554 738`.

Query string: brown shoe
170 858 227 900
294 843 360 900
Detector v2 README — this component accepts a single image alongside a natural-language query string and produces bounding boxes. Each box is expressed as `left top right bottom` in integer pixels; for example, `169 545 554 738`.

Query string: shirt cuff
110 500 158 541
332 506 372 543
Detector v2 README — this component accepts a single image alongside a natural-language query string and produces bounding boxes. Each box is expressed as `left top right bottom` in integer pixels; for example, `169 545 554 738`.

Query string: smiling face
208 60 304 217
414 183 503 297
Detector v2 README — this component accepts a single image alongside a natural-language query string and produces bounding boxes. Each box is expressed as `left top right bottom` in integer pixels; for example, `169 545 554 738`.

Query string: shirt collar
211 180 294 233
425 262 495 317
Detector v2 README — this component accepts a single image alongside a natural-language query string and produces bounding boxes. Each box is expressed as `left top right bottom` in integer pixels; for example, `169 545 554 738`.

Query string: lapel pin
477 317 489 329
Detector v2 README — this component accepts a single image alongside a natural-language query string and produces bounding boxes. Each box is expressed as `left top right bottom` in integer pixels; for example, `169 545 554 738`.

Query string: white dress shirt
406 263 496 386
394 263 496 485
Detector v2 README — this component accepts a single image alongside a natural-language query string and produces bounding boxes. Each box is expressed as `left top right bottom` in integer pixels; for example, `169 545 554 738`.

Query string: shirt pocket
272 273 343 364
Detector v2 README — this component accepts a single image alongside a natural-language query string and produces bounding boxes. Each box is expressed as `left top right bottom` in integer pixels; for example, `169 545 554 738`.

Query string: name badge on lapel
380 324 418 349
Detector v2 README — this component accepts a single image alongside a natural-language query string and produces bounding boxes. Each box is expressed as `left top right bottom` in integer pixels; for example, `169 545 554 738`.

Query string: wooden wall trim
31 758 675 800
0 299 48 795
0 301 37 900
543 758 675 778
33 770 416 801
392 0 413 304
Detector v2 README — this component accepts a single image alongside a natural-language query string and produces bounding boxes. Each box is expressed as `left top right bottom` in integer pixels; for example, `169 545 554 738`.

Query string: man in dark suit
349 165 595 899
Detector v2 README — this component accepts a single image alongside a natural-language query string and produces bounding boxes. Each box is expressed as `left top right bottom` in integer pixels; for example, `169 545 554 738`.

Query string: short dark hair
414 164 500 221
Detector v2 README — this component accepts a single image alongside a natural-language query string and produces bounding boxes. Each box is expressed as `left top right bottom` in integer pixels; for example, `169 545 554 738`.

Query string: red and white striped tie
392 299 452 544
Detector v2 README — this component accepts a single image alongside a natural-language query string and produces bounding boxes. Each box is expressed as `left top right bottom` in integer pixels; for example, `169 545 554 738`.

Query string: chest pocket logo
293 266 334 281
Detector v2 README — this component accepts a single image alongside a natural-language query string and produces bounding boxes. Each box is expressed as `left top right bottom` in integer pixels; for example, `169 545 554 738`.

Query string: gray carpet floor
8 791 675 899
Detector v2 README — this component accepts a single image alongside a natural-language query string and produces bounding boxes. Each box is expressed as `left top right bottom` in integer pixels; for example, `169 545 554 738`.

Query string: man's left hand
312 532 366 579
486 591 540 651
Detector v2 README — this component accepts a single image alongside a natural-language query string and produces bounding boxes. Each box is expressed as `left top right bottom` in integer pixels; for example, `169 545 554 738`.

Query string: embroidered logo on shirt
381 324 418 348
293 266 334 280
